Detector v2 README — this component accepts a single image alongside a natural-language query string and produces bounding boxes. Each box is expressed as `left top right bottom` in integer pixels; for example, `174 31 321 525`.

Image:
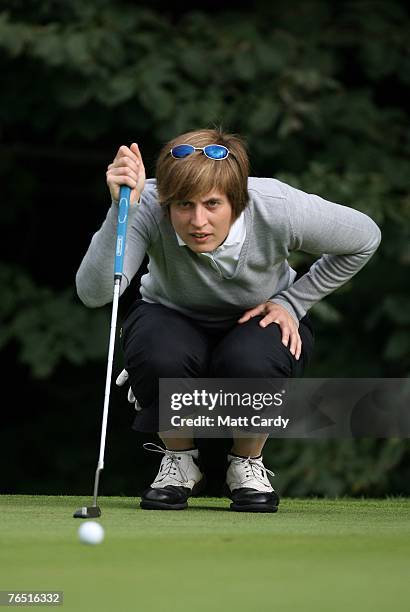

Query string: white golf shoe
140 443 206 510
226 453 280 512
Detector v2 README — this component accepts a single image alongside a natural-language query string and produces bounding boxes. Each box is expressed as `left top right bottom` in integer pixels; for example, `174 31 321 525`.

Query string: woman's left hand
238 302 302 360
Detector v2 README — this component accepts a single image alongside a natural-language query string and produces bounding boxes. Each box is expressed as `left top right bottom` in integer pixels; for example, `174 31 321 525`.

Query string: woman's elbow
370 219 382 251
76 288 104 308
362 216 382 254
75 278 107 308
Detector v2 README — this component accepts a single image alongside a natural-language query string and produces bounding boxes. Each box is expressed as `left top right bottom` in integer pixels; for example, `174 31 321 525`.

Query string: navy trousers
121 299 314 433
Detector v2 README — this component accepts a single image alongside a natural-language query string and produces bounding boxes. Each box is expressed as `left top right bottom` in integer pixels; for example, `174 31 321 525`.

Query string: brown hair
155 127 250 220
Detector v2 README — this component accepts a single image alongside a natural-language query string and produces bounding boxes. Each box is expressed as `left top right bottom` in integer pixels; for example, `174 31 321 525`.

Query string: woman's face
169 190 234 253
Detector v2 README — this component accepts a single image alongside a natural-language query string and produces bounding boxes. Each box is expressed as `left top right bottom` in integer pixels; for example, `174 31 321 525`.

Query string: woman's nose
190 205 207 227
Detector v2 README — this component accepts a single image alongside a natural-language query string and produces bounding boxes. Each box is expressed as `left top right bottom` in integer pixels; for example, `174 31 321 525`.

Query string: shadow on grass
186 504 231 512
99 499 231 512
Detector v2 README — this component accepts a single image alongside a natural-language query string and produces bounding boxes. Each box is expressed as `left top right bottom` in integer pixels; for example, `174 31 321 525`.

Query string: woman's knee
212 353 292 377
122 304 211 376
211 317 314 378
125 343 209 377
210 338 293 377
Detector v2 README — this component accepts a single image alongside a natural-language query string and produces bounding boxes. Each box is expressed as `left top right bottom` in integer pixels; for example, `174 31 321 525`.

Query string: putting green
0 496 409 611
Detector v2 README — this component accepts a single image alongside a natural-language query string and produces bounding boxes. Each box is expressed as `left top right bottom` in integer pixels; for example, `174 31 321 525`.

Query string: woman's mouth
190 233 211 243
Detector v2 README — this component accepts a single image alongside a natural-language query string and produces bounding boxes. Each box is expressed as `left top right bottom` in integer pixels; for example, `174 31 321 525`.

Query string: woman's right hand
106 142 146 204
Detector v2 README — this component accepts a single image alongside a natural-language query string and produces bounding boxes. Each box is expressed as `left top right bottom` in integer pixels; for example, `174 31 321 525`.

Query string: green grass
1 496 409 611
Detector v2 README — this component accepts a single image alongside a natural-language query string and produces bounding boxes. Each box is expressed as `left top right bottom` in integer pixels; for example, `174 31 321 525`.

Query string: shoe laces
143 442 189 485
231 455 275 485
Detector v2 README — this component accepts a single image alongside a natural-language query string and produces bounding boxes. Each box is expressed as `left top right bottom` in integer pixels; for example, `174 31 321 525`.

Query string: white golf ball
78 521 104 545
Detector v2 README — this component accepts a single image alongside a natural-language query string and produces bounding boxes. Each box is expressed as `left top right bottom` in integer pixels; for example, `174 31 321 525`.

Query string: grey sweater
76 177 381 323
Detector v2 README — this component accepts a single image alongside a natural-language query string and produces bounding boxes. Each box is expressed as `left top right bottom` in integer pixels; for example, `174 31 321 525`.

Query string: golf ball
78 521 104 545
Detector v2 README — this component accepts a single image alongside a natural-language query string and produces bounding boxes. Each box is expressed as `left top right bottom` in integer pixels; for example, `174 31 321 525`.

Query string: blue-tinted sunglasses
170 143 231 160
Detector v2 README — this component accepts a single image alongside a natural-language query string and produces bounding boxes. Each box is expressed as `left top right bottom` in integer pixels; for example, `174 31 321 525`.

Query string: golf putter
74 185 131 518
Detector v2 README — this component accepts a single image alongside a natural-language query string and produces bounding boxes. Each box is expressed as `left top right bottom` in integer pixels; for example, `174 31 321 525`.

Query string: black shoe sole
230 502 279 513
223 483 279 513
140 476 206 511
140 499 188 510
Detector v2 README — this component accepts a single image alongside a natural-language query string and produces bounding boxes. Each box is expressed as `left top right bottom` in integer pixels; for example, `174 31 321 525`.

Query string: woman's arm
75 201 151 307
270 182 382 321
75 143 151 308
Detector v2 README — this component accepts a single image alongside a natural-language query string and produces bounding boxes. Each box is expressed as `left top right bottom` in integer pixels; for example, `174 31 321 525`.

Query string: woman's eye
177 200 219 209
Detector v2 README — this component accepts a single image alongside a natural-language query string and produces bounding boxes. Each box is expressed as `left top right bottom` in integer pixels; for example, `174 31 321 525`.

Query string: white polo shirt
174 211 246 277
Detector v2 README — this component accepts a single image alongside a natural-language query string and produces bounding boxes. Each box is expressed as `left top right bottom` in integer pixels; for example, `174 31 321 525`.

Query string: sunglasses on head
170 143 232 160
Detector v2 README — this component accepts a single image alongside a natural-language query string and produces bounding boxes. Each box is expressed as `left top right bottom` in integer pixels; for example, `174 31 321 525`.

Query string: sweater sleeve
269 182 382 323
75 199 153 308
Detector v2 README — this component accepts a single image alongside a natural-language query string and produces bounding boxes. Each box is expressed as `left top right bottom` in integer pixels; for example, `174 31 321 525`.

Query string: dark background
1 0 409 498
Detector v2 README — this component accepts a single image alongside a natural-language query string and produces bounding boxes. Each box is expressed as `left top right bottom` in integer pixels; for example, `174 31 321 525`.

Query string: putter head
73 506 101 519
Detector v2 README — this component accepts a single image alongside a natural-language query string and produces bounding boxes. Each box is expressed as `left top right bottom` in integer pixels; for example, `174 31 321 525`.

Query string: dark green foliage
266 438 409 497
0 264 109 377
0 0 409 495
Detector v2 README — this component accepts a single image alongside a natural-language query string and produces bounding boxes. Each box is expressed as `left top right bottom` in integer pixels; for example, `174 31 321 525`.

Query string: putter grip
114 185 131 277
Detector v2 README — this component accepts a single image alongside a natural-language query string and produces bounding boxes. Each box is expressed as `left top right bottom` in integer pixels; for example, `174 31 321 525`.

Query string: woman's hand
238 302 302 360
106 142 146 204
